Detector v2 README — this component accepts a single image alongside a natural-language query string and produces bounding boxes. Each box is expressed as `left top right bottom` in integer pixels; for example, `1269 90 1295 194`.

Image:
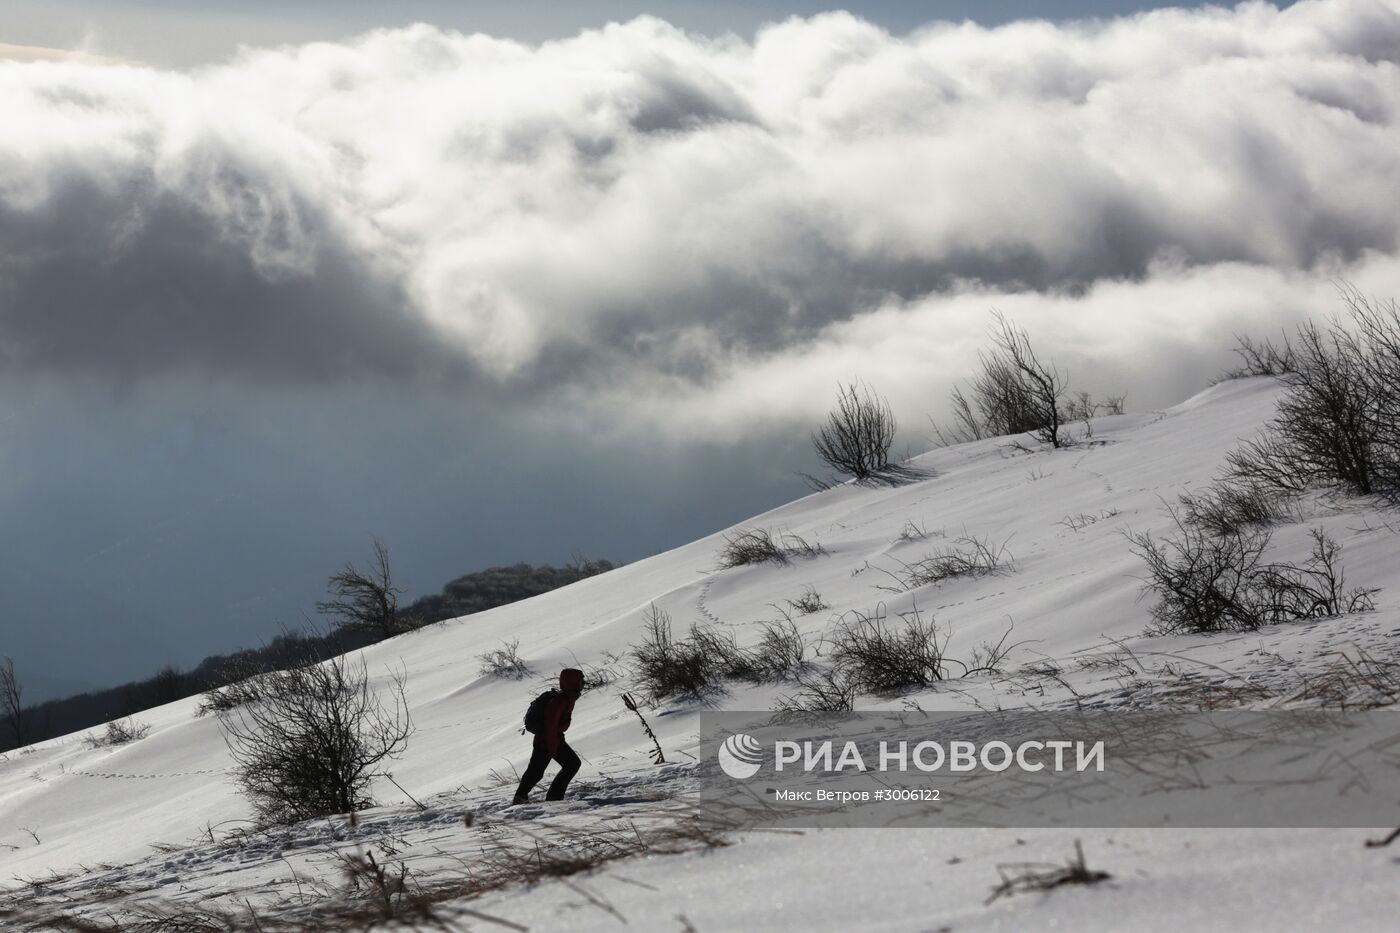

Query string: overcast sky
3 0 1397 701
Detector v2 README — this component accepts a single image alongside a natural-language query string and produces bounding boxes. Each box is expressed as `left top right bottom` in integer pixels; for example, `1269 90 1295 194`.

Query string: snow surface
3 376 1399 931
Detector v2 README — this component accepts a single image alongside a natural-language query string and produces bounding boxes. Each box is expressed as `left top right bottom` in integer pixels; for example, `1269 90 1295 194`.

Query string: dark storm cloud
2 2 1400 424
0 146 460 383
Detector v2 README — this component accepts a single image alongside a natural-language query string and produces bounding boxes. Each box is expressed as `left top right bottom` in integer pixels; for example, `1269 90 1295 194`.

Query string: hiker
513 667 584 805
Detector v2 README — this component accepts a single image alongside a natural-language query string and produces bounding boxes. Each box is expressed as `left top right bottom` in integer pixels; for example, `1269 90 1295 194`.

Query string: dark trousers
516 737 581 801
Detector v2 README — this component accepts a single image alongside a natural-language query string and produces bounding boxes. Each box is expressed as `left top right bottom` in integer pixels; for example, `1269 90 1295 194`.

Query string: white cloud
3 1 1400 434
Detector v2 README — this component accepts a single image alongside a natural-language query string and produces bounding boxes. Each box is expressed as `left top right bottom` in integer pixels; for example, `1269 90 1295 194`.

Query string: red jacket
542 668 584 757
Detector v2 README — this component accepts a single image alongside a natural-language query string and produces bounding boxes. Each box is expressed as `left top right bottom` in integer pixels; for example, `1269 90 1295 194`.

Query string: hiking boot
511 793 529 806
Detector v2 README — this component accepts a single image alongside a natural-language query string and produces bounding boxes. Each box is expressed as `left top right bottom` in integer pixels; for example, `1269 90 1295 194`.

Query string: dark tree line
0 554 613 753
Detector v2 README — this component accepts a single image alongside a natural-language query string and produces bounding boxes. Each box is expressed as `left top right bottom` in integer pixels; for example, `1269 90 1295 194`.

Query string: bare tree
219 653 413 824
1346 287 1400 495
811 382 897 480
1128 511 1375 635
317 537 405 638
938 312 1070 448
1 657 23 749
985 312 1068 447
1227 296 1394 499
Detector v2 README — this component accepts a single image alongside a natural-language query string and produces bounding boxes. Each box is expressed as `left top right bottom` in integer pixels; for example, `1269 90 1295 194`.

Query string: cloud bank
4 0 1400 430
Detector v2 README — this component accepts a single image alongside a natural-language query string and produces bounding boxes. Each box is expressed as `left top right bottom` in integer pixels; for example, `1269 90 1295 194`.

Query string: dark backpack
523 689 559 734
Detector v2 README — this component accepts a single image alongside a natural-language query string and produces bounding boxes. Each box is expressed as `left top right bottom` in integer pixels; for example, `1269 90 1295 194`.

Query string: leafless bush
686 624 765 683
964 624 1024 677
1223 432 1313 495
1178 482 1296 537
811 381 896 480
753 619 812 680
219 654 413 825
776 666 860 713
830 605 950 694
477 639 531 679
83 718 152 749
1064 390 1098 422
1220 332 1298 380
579 653 622 691
786 586 829 615
895 519 939 542
1102 394 1127 416
1226 293 1400 500
317 537 407 639
1348 288 1400 494
630 606 811 699
629 605 729 700
938 312 1069 448
1129 514 1376 634
718 528 783 566
717 528 825 568
873 535 1012 591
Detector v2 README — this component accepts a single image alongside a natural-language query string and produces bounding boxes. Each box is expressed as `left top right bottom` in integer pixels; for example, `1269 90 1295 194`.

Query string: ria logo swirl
718 733 763 779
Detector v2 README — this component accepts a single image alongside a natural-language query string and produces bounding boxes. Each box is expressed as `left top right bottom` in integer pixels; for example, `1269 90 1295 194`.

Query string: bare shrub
1178 482 1295 537
1226 294 1400 500
780 532 826 561
1130 517 1269 634
753 619 812 680
579 653 622 691
1064 390 1099 422
1102 394 1127 416
1129 514 1376 635
219 654 413 824
1347 288 1400 494
775 666 860 713
630 605 725 700
317 537 407 639
718 528 784 567
477 639 531 679
1224 432 1314 495
1264 320 1378 494
938 312 1069 448
895 519 938 542
786 586 829 615
686 624 764 683
830 605 950 694
873 534 1012 592
717 528 825 569
1252 528 1378 621
964 624 1024 677
83 718 151 749
630 606 810 699
1220 332 1298 380
811 381 896 480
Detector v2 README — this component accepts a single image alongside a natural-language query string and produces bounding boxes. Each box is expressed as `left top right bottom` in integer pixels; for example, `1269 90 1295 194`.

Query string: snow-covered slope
4 376 1399 931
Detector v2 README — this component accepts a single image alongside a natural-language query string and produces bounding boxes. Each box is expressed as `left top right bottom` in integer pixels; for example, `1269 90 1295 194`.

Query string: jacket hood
559 668 584 693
